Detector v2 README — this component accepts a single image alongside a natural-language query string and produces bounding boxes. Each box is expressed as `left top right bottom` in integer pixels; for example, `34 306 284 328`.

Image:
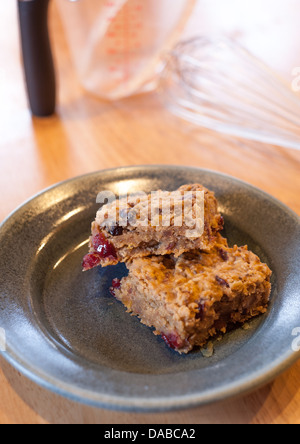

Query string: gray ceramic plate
0 166 299 412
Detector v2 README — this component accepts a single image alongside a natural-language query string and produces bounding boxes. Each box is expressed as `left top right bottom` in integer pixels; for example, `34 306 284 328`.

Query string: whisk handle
18 0 56 117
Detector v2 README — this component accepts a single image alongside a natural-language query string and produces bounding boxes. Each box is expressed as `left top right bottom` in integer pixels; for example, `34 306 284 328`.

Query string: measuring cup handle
18 0 56 117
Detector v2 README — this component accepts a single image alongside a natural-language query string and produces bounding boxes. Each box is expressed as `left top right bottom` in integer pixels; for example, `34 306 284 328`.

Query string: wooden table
0 1 299 424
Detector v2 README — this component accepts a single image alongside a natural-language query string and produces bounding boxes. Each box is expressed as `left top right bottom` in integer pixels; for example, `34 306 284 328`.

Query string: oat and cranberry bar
111 240 272 354
82 184 224 270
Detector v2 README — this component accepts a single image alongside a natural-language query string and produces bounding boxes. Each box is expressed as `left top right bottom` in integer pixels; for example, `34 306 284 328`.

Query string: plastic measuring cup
56 0 196 100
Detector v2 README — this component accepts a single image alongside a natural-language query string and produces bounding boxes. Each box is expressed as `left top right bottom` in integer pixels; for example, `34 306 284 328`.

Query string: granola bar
111 241 272 354
82 184 224 270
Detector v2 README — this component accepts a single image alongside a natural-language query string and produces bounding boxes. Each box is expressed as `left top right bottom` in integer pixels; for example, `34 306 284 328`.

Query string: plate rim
0 165 300 412
1 165 300 228
1 340 299 413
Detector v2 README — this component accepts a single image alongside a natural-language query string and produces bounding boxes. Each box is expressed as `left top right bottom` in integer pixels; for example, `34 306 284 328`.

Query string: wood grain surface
0 0 299 424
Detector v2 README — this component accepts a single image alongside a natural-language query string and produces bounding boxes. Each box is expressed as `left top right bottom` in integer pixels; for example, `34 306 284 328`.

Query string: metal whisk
160 36 300 151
